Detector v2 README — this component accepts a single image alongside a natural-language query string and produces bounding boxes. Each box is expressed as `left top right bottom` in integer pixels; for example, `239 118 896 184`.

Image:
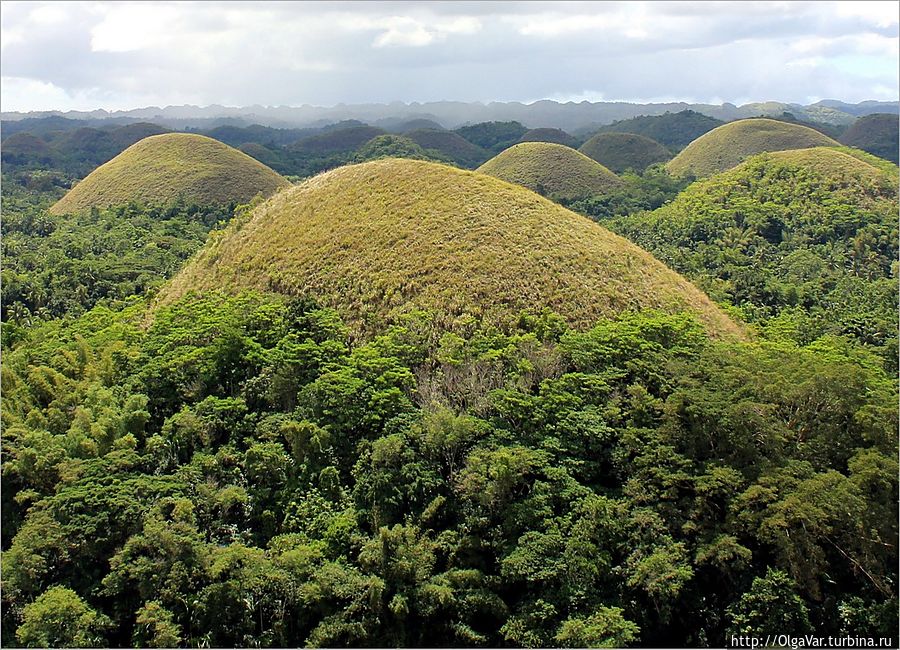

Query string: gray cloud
1 0 897 111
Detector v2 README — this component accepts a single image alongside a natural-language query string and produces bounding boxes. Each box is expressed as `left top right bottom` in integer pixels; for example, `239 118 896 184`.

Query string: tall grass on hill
158 158 742 340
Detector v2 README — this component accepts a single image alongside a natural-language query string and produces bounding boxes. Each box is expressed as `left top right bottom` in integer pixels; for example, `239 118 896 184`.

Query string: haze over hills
49 133 290 215
3 99 896 133
159 157 742 339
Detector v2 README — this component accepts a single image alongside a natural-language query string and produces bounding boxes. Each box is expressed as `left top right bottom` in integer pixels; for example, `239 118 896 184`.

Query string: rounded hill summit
160 158 742 338
50 133 290 214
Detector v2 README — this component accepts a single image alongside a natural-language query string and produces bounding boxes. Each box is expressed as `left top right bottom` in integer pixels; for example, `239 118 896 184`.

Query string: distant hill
158 158 742 338
666 118 839 178
382 118 446 133
579 133 672 173
840 114 899 164
290 125 387 153
2 122 171 175
405 129 489 167
517 128 578 147
5 99 895 133
49 133 290 214
0 132 58 168
478 142 623 199
454 121 528 153
589 110 724 151
202 124 315 148
353 135 446 163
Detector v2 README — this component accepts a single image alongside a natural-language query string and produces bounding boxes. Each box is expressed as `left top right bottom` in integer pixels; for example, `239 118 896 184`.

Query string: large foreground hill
159 158 741 338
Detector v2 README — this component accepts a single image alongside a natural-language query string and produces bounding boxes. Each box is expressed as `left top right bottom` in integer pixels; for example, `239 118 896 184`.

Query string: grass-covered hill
290 126 387 154
517 127 578 147
610 146 898 363
49 134 290 215
589 110 725 151
405 129 489 167
579 132 672 173
840 114 899 164
477 142 624 200
666 118 839 178
159 158 741 338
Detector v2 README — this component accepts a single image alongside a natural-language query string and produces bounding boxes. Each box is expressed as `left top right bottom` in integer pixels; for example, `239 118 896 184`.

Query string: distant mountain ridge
3 99 896 132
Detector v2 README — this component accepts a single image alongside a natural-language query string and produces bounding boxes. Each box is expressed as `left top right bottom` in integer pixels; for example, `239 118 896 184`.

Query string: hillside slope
840 113 899 164
667 118 839 178
49 134 290 214
612 146 897 357
159 158 742 338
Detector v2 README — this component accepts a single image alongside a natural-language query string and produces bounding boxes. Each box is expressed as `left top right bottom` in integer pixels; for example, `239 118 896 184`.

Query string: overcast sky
1 1 898 112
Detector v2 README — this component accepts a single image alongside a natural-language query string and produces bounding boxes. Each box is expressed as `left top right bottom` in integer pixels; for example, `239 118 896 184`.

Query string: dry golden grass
666 118 839 178
477 142 623 199
158 158 743 339
49 133 290 214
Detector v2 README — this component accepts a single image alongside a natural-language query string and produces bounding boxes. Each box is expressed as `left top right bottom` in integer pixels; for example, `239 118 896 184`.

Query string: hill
666 118 839 178
610 146 898 360
290 125 387 154
477 142 623 199
159 158 741 338
517 127 578 147
579 132 672 173
590 110 725 150
453 121 528 153
405 129 489 167
0 132 58 167
49 133 290 214
840 114 899 164
352 135 443 163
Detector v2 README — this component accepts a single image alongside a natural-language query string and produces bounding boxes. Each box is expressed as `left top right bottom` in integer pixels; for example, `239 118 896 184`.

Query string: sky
1 1 898 113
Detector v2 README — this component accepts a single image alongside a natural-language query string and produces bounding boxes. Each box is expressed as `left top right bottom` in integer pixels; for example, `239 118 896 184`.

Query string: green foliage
406 129 490 168
454 121 528 153
16 586 112 648
563 165 691 220
1 299 896 647
840 114 899 164
591 110 725 151
727 568 812 636
352 135 448 163
518 127 579 148
2 177 221 322
609 148 898 367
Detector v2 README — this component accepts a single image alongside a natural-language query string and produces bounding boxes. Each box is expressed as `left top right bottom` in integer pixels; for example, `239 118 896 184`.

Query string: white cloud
0 1 896 111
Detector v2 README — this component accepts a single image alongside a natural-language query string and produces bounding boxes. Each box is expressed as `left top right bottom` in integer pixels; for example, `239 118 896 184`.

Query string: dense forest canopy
0 106 897 648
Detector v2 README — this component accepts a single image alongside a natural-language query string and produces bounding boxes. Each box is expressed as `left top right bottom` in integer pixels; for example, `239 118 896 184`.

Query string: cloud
0 0 896 112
